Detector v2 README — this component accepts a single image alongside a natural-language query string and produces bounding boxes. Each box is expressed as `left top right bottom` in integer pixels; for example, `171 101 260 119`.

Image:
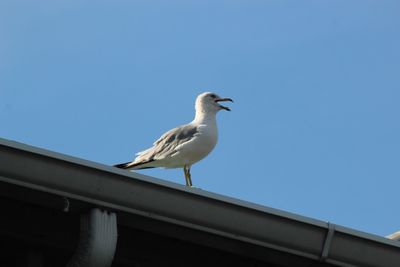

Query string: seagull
114 92 233 187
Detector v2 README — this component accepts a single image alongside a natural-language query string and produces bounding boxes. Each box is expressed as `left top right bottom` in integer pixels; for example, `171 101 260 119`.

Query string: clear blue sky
1 1 399 237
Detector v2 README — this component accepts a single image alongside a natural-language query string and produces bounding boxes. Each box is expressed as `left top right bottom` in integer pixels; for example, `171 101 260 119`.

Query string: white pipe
67 209 118 267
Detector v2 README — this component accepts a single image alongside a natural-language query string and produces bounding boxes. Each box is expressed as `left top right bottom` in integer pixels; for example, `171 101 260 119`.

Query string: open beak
215 97 233 111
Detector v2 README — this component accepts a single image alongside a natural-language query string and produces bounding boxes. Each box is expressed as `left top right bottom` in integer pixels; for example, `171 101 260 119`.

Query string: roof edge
1 138 400 267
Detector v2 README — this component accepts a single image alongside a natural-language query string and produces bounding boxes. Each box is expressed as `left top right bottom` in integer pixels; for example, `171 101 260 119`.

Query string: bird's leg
187 166 193 187
183 166 189 186
183 165 193 187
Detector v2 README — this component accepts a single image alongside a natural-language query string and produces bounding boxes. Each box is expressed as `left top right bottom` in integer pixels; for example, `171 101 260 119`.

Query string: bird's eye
210 94 217 98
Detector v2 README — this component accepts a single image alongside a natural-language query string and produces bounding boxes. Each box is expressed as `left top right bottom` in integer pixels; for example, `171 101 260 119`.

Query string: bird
114 92 233 187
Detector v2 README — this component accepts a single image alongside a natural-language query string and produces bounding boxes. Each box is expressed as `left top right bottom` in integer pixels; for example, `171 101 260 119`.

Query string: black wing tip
113 159 156 170
114 162 131 169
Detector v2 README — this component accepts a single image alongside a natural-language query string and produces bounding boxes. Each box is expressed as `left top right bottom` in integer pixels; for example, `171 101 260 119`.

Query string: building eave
1 138 399 267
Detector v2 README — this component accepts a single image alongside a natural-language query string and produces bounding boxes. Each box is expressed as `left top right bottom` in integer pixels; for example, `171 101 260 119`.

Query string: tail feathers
114 160 155 170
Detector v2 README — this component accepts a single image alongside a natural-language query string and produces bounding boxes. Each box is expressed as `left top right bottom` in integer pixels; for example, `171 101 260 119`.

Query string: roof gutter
1 138 400 267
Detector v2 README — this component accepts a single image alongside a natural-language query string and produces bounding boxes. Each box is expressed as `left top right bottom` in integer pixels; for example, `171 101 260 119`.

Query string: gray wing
136 124 199 161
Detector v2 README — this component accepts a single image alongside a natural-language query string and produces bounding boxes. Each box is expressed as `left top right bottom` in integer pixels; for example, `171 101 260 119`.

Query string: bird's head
195 92 233 114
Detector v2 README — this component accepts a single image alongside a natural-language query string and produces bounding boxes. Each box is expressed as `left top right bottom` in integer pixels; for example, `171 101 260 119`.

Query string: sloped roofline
0 138 399 267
